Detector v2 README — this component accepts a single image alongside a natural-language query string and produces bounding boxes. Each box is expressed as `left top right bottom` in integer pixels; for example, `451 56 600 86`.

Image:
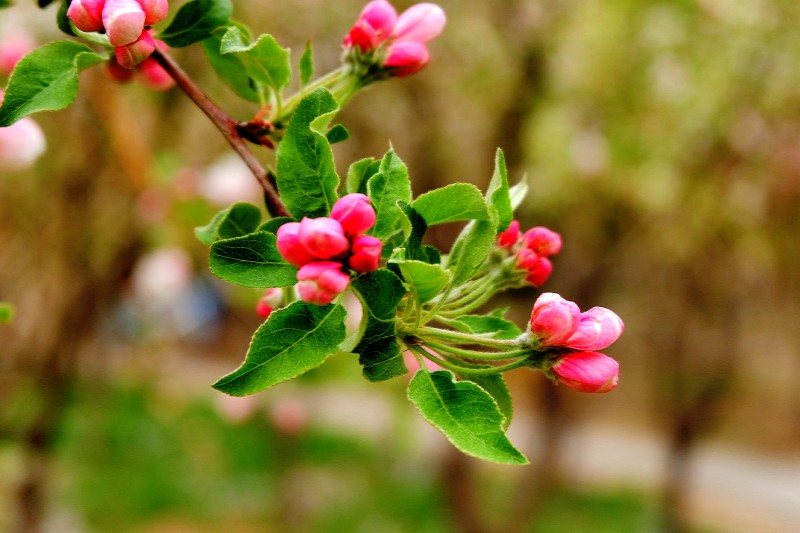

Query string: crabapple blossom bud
106 57 135 82
66 0 106 33
137 0 169 25
137 56 175 90
515 248 552 286
296 262 350 306
298 217 350 259
392 3 446 44
359 0 398 38
276 222 316 267
384 40 430 77
349 235 382 272
0 31 36 74
497 220 520 249
566 307 624 351
114 29 155 69
331 193 376 236
523 226 562 257
256 288 283 319
551 351 619 393
102 0 146 47
530 292 581 347
344 21 379 52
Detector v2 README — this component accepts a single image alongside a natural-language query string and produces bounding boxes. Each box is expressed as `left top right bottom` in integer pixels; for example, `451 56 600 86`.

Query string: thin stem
420 326 522 349
151 47 290 218
413 345 527 376
424 340 532 362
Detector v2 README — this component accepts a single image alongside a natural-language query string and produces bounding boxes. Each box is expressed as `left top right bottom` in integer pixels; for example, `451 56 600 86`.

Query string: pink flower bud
0 31 36 75
551 351 619 393
331 193 376 236
106 57 134 82
114 29 155 69
565 307 624 351
256 288 283 319
344 21 380 52
296 262 350 306
523 226 562 257
392 3 446 44
102 0 146 47
349 235 382 272
497 220 520 249
67 0 106 33
298 217 350 260
515 248 552 286
358 0 398 38
137 56 175 90
529 292 581 347
384 40 430 77
276 222 316 267
136 0 169 25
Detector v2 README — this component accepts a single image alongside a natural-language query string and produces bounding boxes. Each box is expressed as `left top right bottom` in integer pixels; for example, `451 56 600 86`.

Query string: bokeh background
3 0 800 531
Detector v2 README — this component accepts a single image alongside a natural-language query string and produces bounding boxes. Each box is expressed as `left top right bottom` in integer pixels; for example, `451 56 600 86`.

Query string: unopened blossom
497 220 520 249
384 41 430 77
276 222 316 267
298 217 350 259
256 288 283 319
515 248 552 287
331 193 376 236
523 226 562 257
551 351 619 393
67 0 106 33
349 235 382 272
296 262 350 305
391 3 446 44
530 292 581 347
565 306 624 351
115 29 155 69
102 0 147 47
137 56 174 90
137 0 169 25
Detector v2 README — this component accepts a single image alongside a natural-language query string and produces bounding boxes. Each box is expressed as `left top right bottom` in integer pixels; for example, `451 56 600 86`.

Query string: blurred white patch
198 153 263 207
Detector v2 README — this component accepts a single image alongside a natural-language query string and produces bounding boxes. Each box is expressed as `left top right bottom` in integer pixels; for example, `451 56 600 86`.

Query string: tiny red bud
349 235 382 272
276 222 316 267
551 351 619 393
298 217 350 259
331 193 376 236
515 248 552 286
497 220 520 249
384 40 430 77
296 262 350 306
136 0 169 25
529 292 581 347
522 226 562 257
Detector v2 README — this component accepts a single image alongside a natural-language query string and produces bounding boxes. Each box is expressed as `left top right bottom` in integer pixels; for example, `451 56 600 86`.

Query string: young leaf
411 183 490 225
389 256 451 305
367 150 412 241
213 301 347 395
346 157 381 195
0 41 104 126
257 216 294 234
220 27 291 93
326 124 350 144
396 203 428 261
451 315 522 340
202 26 260 103
275 88 340 219
159 0 233 48
407 370 528 464
56 0 76 35
458 372 514 431
357 336 406 383
210 231 297 288
446 219 497 286
509 176 529 210
299 40 314 86
195 202 262 245
486 149 512 232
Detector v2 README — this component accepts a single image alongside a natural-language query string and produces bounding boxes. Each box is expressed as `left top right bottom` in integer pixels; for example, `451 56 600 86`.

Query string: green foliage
219 26 291 98
299 41 314 86
390 255 450 305
451 315 522 340
486 149 513 232
407 370 527 464
202 26 261 103
209 231 297 288
411 183 490 225
0 41 104 126
346 157 381 195
367 150 413 241
195 202 262 245
159 0 233 48
0 0 12 9
213 301 347 395
0 302 15 324
275 88 341 219
459 373 513 430
446 219 498 286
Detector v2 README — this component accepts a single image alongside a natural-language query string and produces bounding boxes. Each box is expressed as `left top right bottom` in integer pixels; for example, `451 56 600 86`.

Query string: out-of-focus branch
151 47 291 218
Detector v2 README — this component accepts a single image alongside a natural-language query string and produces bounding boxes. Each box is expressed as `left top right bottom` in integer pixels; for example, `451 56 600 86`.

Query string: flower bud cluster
67 0 168 69
496 220 562 287
0 90 46 171
105 35 174 90
343 0 446 78
529 292 623 393
256 288 284 319
276 193 381 306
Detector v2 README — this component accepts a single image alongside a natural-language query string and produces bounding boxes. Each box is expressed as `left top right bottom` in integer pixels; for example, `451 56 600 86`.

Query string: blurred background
2 0 800 531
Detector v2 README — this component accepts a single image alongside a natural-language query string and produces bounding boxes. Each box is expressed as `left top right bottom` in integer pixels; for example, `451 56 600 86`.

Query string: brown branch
151 47 291 218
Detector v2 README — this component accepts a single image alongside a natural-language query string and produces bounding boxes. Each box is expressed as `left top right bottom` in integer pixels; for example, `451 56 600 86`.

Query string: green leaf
509 176 529 210
487 149 513 232
195 202 262 245
412 183 490 225
56 0 76 35
367 150 412 241
257 216 294 234
346 157 381 195
0 41 104 126
351 269 408 382
275 88 341 219
210 232 297 288
389 255 451 305
1 0 13 9
451 315 522 340
326 124 350 144
159 0 232 48
299 40 314 86
407 370 528 464
0 302 15 324
397 203 428 261
220 27 291 93
446 219 498 286
202 26 260 103
459 373 514 430
213 301 347 395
